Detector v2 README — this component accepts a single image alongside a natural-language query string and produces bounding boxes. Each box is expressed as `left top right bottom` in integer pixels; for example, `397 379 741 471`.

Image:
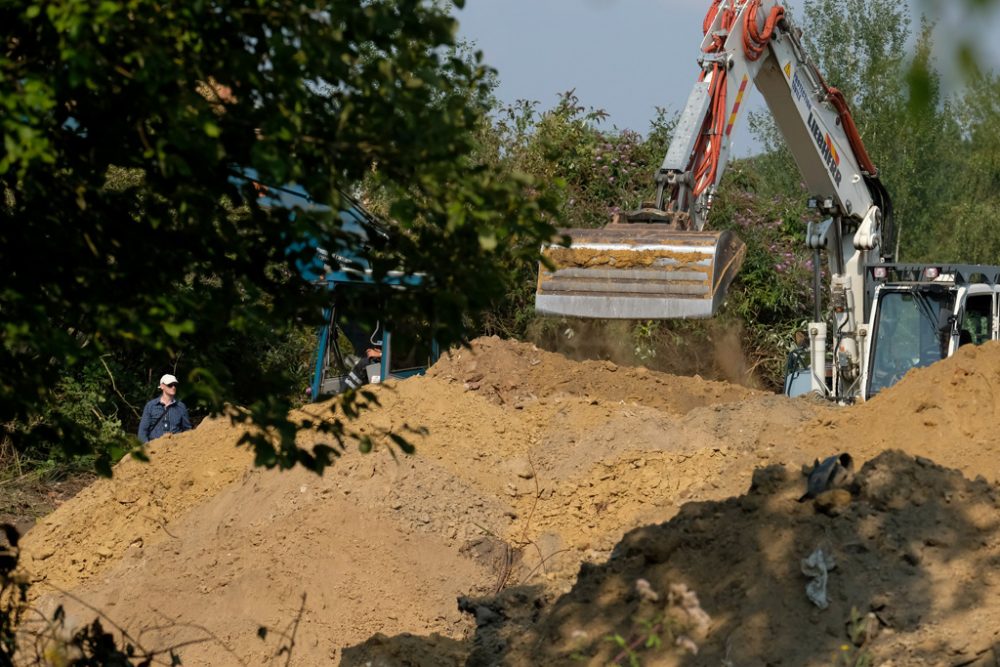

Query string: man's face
161 381 178 398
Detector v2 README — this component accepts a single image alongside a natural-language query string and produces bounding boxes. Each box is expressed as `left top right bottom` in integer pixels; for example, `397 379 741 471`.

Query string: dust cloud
527 317 762 389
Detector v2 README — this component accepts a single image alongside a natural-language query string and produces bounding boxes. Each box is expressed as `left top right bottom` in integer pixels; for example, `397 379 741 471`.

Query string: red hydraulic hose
704 0 723 35
743 0 785 61
691 1 737 198
814 70 880 176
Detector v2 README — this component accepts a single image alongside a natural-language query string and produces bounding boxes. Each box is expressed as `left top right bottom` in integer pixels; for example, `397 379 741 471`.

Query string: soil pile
18 337 1000 666
793 341 1000 479
471 450 1000 666
23 416 256 593
426 336 759 413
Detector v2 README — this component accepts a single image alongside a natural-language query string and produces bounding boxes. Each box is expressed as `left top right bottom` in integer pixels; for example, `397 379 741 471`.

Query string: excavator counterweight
535 225 746 319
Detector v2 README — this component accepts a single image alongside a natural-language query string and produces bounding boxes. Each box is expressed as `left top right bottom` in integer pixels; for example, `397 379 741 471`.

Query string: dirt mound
466 450 1000 666
852 340 1000 469
23 416 255 593
764 340 1000 486
427 336 759 414
18 337 1000 665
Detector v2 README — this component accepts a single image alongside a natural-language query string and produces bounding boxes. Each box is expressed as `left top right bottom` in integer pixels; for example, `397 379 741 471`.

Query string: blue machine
242 175 439 400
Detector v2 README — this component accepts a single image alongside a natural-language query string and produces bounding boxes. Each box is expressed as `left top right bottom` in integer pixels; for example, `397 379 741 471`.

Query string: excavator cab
310 303 440 399
861 265 1000 399
865 286 955 398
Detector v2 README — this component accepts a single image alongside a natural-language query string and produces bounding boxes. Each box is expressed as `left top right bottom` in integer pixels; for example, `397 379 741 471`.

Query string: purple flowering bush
703 171 818 385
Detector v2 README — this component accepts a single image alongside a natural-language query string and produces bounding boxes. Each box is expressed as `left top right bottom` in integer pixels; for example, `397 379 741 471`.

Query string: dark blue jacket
137 397 193 443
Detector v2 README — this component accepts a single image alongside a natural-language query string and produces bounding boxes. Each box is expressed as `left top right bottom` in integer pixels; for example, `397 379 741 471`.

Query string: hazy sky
456 0 1000 156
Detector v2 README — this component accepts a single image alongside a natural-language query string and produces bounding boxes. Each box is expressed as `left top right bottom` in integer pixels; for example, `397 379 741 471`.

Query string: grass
0 443 96 535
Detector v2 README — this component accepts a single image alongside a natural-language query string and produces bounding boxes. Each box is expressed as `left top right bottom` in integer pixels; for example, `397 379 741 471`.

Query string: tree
0 0 559 473
463 92 678 340
919 0 1000 77
926 71 1000 263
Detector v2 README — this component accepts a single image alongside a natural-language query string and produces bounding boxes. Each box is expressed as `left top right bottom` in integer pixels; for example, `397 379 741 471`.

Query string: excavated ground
17 337 1000 666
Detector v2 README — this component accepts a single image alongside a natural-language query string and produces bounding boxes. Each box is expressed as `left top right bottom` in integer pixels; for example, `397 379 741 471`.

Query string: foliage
0 0 559 472
470 93 677 339
483 92 676 229
567 580 710 666
834 606 876 667
919 0 1000 79
12 359 133 475
710 172 814 325
925 71 1000 262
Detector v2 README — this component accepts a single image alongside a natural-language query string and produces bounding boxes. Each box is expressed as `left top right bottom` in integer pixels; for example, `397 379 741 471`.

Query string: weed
569 579 711 666
834 606 877 667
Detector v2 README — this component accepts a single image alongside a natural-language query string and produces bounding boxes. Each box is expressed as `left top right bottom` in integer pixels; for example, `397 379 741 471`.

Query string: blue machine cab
245 175 439 400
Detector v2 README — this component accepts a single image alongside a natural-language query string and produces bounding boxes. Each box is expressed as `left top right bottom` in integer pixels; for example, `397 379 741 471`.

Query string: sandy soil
17 337 1000 666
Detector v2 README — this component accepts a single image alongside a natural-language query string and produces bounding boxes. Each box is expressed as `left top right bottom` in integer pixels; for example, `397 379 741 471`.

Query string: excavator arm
536 0 893 399
663 1 882 230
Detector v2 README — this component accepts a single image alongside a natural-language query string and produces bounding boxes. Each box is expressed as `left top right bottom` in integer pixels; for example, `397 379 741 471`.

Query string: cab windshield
867 289 955 397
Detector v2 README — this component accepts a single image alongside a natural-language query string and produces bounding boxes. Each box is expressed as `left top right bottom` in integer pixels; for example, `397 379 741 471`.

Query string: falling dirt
17 337 1000 665
527 318 763 388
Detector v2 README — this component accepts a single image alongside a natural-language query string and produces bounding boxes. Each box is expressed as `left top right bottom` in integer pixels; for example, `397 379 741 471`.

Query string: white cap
159 374 179 386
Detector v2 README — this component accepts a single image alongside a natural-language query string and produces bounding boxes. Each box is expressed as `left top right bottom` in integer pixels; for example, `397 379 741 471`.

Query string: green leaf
95 453 113 478
162 320 196 338
478 232 497 251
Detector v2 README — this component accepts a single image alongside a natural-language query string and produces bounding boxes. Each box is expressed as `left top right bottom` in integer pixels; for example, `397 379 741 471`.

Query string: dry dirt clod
814 488 853 516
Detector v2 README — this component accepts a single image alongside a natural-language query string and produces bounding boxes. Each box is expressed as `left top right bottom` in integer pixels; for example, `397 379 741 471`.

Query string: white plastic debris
801 548 837 609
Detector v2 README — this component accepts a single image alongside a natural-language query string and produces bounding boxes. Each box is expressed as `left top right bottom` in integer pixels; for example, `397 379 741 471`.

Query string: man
344 340 383 390
137 373 193 443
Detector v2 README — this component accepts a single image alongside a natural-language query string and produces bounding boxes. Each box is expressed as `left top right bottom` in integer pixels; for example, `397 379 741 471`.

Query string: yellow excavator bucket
535 224 746 319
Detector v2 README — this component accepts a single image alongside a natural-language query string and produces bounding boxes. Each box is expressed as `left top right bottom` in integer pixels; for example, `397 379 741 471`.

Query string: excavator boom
535 0 884 337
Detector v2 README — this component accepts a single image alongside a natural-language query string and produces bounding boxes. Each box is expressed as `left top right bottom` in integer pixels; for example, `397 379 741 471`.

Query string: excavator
536 0 1000 402
242 175 439 400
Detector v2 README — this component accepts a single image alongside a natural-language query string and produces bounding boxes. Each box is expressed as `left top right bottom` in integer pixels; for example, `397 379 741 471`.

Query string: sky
455 0 1000 157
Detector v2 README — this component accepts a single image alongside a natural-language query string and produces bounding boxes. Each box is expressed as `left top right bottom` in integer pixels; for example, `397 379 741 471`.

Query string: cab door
957 285 994 350
994 285 1000 341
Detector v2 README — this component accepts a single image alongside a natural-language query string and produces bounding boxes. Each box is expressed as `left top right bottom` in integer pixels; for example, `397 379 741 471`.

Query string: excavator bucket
535 224 746 319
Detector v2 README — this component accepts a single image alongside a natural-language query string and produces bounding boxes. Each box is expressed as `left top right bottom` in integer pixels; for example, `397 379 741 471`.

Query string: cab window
960 293 992 346
868 289 954 397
